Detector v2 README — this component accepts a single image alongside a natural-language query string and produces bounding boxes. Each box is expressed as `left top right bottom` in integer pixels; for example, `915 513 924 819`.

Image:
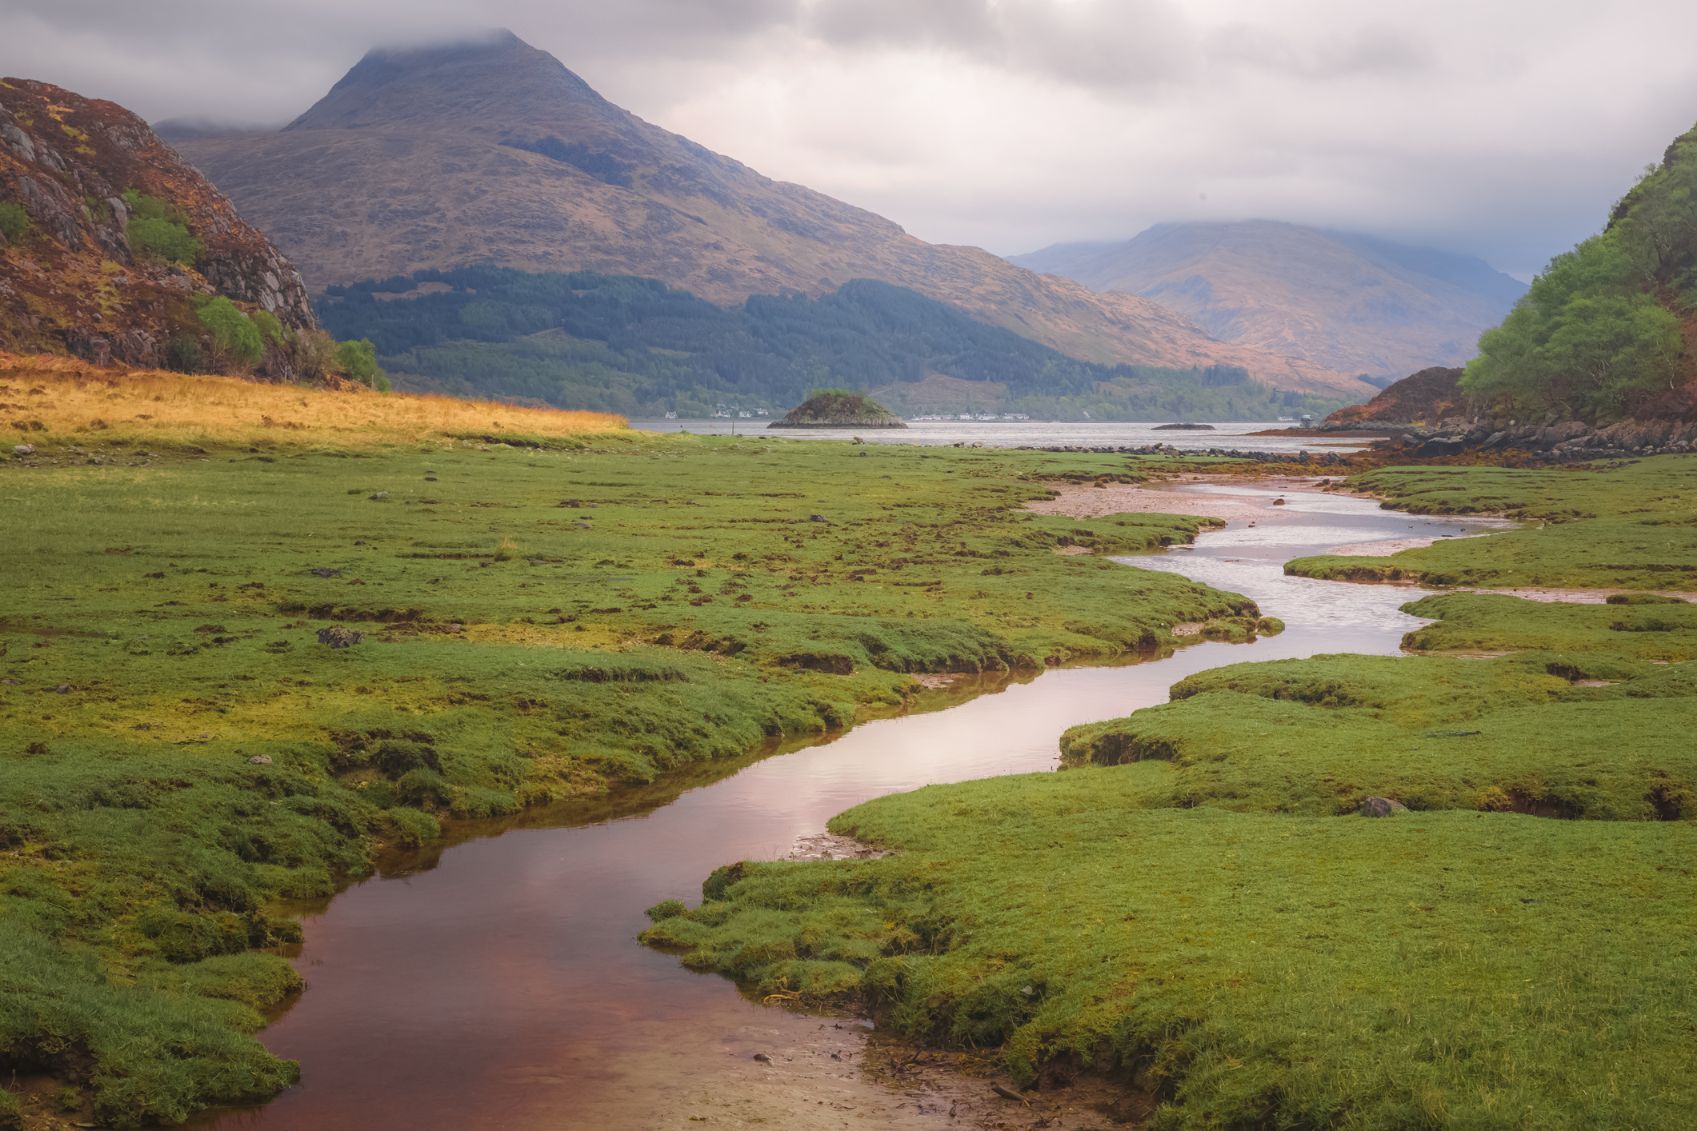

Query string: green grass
1288 457 1697 589
651 455 1697 1129
647 779 1697 1129
0 428 1255 1124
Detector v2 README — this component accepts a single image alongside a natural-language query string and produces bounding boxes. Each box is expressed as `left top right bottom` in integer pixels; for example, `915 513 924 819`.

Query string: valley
4 14 1697 1131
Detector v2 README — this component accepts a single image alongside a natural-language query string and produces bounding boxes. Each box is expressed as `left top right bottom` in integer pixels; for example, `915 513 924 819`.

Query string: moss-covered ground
649 456 1697 1130
0 366 1267 1127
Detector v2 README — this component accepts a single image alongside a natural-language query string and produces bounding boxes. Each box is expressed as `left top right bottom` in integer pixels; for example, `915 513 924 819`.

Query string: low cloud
5 0 1697 277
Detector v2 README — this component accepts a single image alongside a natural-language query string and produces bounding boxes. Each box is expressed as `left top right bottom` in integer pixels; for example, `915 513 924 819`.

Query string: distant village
687 405 1032 422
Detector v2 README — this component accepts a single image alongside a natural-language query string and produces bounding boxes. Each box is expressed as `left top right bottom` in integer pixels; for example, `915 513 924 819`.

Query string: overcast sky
9 1 1697 278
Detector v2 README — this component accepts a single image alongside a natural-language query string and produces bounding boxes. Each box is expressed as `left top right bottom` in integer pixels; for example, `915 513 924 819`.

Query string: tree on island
769 389 907 428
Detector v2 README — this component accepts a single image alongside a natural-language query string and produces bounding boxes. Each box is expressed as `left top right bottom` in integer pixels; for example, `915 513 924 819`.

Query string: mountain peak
286 29 611 133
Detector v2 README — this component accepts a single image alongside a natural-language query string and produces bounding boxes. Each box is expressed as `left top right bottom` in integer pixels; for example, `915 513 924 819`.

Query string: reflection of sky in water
1124 484 1500 636
210 488 1484 1131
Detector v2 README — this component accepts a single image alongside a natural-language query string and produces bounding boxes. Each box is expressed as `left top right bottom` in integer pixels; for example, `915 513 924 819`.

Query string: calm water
203 486 1479 1130
630 419 1372 453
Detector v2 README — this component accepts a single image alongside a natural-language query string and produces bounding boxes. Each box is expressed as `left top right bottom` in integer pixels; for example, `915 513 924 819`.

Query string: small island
768 389 908 429
1154 422 1215 431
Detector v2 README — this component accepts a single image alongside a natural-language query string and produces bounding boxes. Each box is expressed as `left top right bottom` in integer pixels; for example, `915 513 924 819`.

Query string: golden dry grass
0 352 626 446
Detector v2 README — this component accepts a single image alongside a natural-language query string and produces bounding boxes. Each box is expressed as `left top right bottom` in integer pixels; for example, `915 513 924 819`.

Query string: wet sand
1028 474 1332 522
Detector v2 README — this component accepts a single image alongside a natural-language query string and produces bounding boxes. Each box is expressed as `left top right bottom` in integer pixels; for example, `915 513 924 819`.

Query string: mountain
316 266 1336 420
0 78 317 373
1462 121 1697 423
1013 221 1526 380
167 31 1361 398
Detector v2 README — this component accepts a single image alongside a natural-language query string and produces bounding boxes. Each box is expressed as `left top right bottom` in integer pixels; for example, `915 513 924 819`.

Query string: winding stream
204 485 1485 1129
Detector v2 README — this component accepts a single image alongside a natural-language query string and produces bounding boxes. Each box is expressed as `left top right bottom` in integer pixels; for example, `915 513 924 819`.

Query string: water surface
204 486 1481 1129
630 419 1372 453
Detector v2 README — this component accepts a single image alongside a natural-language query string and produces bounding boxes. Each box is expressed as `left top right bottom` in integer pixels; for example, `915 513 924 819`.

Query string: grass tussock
0 352 626 448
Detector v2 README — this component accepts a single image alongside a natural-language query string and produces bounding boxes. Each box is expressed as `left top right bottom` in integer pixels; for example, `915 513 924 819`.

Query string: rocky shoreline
1360 417 1697 461
1028 443 1354 465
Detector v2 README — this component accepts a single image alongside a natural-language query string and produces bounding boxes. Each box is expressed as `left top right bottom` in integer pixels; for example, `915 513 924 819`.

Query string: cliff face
0 78 316 370
170 32 1363 397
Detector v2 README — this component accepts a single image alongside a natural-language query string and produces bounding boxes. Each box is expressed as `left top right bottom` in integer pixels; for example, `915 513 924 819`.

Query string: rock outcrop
1382 417 1697 462
1322 367 1466 430
0 78 316 371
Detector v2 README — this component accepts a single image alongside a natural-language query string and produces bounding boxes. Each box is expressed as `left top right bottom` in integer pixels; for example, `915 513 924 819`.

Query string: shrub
336 338 389 391
128 216 200 265
249 309 285 345
123 189 199 265
164 333 204 373
287 328 341 382
0 201 29 243
195 297 264 372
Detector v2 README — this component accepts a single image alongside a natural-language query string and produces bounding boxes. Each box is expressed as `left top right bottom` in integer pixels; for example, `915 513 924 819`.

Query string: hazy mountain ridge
1014 220 1526 379
168 31 1363 397
320 267 1338 420
0 78 317 370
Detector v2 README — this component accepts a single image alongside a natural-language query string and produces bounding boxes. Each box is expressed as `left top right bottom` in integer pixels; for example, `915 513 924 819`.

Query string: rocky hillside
168 31 1359 397
1324 366 1466 429
1014 221 1524 380
0 78 317 371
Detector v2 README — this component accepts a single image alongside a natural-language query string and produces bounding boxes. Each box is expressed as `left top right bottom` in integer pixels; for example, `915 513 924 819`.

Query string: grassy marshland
0 362 1264 1126
648 456 1697 1129
1288 457 1697 589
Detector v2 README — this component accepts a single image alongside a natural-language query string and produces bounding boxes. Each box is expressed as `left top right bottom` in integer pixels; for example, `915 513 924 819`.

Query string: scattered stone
51 684 72 694
808 514 830 523
316 625 365 648
1359 796 1408 817
1272 496 1287 506
368 491 389 501
752 1052 772 1063
12 443 34 456
992 1083 1030 1104
247 754 273 765
309 567 342 578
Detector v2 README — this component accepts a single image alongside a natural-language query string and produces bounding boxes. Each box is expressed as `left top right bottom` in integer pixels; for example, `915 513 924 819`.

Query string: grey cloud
1206 23 1437 81
805 0 1195 90
5 0 1697 281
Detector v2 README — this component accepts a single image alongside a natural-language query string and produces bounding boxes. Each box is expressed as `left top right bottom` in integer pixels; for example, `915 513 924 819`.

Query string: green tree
0 201 29 242
196 297 264 372
336 338 389 391
123 189 199 265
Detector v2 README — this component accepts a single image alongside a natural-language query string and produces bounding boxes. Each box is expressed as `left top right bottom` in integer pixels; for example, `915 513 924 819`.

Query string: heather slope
0 79 316 372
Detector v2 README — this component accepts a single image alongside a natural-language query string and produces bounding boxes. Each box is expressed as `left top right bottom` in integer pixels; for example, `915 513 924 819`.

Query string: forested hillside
1466 122 1697 422
319 268 1339 420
